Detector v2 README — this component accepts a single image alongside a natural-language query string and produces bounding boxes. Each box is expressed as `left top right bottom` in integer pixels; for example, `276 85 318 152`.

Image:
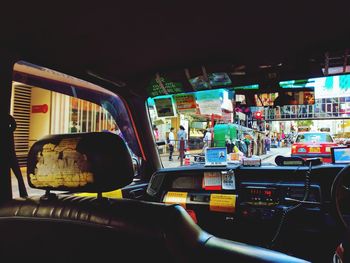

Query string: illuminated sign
32 104 48 113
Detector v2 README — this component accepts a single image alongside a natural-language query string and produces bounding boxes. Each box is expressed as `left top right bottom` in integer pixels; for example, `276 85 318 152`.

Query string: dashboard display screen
249 188 275 197
332 147 350 164
244 187 278 204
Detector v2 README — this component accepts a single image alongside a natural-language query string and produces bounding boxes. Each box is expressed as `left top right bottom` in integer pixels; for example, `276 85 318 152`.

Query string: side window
296 135 304 142
13 85 119 154
326 134 334 142
10 61 141 196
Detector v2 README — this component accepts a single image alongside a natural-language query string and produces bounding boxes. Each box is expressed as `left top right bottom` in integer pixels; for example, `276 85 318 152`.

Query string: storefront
148 89 234 148
146 88 276 157
11 64 118 166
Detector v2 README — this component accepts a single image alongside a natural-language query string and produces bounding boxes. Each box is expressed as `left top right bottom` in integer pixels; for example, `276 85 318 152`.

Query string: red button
186 209 198 224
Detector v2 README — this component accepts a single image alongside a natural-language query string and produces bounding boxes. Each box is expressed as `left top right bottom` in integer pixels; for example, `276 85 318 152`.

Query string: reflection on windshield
296 133 333 143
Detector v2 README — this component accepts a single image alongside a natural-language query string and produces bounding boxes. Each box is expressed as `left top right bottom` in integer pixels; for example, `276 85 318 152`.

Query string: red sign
174 94 197 113
254 111 263 119
32 104 48 113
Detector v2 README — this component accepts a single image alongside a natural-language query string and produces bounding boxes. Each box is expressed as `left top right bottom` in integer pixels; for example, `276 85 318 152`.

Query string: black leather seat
0 195 308 263
0 196 199 262
0 133 309 262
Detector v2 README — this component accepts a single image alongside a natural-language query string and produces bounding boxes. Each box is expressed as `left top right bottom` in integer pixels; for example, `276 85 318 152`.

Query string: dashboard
146 163 346 262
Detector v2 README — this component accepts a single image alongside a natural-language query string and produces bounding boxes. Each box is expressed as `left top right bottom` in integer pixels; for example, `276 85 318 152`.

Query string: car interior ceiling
1 2 350 263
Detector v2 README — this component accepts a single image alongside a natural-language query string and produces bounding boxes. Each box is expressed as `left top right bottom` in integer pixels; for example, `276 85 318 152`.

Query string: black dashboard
146 163 347 262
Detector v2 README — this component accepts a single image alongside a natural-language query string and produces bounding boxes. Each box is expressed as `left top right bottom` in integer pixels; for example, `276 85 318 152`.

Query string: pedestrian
202 128 212 152
232 141 244 159
167 127 175 161
243 134 251 157
265 133 271 152
177 125 187 159
70 122 78 133
153 125 159 141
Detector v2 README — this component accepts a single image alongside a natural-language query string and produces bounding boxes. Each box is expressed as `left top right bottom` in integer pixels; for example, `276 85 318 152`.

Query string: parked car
291 132 338 163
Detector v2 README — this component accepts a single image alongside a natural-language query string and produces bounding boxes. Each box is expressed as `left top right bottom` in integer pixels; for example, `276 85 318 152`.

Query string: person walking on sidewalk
167 127 175 161
153 125 159 141
177 125 187 159
202 128 212 152
264 133 271 152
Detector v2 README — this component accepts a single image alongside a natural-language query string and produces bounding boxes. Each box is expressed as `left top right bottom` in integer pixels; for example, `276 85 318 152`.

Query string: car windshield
147 71 350 168
295 133 334 143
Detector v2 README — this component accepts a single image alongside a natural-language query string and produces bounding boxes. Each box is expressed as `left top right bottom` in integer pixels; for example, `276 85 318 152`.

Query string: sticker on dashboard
221 171 235 190
163 191 188 208
209 194 236 213
203 171 222 190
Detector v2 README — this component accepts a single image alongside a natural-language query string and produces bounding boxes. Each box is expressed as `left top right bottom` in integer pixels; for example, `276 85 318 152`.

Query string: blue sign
205 147 227 166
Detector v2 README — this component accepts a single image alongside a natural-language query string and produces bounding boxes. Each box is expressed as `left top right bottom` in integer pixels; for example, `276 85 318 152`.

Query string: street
262 147 291 164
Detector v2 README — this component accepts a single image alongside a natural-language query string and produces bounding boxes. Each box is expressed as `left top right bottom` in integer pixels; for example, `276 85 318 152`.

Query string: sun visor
27 132 134 192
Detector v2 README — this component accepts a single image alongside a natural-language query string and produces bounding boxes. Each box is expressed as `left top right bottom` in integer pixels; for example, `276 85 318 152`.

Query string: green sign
148 77 183 97
233 84 259 90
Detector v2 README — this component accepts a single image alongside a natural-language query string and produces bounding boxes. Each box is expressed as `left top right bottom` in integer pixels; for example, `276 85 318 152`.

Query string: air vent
287 186 320 203
147 172 165 196
11 84 32 167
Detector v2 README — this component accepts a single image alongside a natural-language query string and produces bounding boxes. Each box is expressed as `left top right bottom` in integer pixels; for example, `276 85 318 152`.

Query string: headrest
27 132 134 192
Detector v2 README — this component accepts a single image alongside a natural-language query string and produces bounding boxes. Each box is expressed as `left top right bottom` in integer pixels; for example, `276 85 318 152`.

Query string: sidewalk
255 150 274 161
159 148 202 158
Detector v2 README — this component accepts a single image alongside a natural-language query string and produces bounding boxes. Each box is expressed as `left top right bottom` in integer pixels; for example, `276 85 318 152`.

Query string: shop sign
197 100 222 115
236 111 246 121
154 97 175 117
32 104 48 113
189 75 210 91
148 77 183 97
208 73 232 87
222 111 233 122
196 89 223 116
174 93 197 113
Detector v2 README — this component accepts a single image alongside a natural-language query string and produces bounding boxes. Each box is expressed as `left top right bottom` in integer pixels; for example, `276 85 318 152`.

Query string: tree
296 120 313 129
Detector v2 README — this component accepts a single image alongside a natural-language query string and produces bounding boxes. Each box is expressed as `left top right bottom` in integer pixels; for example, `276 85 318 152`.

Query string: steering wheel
331 164 350 229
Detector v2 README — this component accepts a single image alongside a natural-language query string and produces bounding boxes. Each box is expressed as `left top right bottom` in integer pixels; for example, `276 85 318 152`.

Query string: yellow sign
230 152 240 161
163 191 188 208
75 189 123 199
209 194 236 213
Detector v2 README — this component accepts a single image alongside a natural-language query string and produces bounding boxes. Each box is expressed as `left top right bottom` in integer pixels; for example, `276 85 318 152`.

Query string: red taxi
291 132 338 163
